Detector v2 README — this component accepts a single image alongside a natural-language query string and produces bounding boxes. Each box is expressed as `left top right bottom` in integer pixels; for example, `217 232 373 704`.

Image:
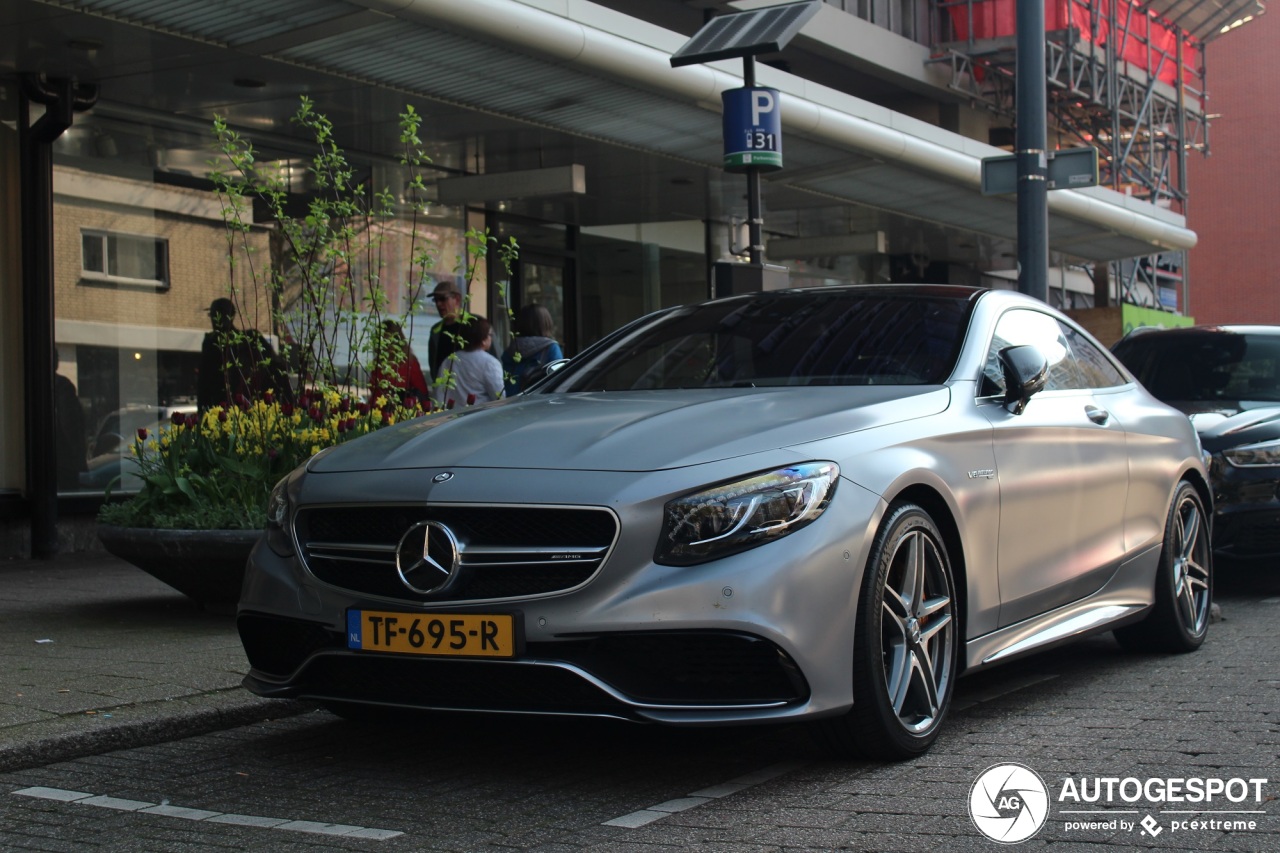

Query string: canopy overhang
1142 0 1266 42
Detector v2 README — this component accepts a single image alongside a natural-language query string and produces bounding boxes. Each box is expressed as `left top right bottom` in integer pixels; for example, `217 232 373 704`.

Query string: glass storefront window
51 109 467 495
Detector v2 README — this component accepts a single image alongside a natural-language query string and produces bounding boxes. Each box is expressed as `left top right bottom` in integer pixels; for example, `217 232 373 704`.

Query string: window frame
79 228 171 291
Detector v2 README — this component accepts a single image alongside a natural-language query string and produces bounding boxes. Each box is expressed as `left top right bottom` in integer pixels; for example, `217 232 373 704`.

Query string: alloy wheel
1173 491 1211 637
881 527 955 734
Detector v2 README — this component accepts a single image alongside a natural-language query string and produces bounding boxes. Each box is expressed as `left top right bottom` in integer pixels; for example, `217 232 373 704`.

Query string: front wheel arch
890 485 968 663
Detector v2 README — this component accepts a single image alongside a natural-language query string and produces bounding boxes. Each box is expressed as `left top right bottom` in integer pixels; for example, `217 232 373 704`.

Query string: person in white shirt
433 315 504 409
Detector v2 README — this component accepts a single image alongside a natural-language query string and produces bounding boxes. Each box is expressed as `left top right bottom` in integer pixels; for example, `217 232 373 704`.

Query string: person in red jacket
369 320 429 402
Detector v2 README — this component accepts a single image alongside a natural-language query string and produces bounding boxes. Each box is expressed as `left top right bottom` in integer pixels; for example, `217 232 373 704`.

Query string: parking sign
722 87 782 172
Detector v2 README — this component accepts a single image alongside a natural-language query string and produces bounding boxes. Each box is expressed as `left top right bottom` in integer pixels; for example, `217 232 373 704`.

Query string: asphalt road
1 565 1276 852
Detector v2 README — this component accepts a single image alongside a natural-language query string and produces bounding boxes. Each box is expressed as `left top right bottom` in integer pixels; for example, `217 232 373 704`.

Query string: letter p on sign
752 90 775 125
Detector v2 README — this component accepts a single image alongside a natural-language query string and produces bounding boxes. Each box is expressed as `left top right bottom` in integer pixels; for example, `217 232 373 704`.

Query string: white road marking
602 761 805 828
12 787 403 840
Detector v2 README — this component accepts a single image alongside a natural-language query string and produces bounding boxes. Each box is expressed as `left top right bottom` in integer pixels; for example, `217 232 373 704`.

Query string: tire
813 503 959 760
1114 481 1212 653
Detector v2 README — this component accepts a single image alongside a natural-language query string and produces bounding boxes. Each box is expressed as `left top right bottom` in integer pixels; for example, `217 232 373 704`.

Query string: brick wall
1185 14 1280 325
54 178 270 338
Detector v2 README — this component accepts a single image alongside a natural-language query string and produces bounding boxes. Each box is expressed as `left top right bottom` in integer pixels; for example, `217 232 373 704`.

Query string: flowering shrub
97 391 434 530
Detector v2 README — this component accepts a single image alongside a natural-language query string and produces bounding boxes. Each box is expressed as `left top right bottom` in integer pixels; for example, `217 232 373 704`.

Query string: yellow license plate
346 610 516 658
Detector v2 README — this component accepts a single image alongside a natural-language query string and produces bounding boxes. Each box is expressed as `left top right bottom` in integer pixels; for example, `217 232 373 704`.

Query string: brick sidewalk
0 553 311 772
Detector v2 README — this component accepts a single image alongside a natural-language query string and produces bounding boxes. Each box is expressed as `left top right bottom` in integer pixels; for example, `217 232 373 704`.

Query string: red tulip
171 412 186 427
136 428 148 441
263 389 274 404
466 394 476 406
218 410 228 423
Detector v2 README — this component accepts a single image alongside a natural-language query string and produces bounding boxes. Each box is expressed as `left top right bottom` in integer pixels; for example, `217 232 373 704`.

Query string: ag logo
968 763 1050 843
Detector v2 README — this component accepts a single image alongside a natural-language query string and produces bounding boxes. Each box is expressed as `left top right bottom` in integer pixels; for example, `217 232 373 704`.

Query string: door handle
1085 405 1110 425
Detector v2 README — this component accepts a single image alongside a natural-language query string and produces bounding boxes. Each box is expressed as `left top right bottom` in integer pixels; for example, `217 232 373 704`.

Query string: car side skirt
963 541 1162 672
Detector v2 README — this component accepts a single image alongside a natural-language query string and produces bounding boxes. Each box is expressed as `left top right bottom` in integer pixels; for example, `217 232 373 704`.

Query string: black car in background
1114 325 1280 562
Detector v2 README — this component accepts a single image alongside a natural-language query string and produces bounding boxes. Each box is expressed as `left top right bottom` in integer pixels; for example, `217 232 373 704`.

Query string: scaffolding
930 0 1206 309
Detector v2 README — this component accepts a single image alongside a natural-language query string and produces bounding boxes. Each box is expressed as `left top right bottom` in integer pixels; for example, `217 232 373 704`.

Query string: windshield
1116 332 1280 404
550 288 973 392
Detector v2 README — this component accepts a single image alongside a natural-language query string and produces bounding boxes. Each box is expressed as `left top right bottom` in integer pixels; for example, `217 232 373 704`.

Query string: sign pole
743 55 764 266
1016 0 1049 302
670 1 818 294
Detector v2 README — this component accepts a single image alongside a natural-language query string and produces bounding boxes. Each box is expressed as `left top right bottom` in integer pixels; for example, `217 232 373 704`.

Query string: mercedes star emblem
395 520 461 594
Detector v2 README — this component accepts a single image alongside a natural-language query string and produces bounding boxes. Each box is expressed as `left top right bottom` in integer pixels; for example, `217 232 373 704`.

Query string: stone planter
96 525 261 615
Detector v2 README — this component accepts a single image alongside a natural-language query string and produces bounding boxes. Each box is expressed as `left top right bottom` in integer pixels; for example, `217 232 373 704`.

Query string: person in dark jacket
501 304 564 395
197 297 290 411
427 281 471 379
53 350 87 490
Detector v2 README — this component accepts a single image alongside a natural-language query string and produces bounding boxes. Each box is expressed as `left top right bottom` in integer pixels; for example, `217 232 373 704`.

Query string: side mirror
522 358 570 393
999 345 1048 415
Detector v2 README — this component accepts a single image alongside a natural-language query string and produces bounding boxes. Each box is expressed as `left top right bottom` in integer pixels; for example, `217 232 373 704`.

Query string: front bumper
1209 455 1280 558
236 463 884 724
240 618 809 721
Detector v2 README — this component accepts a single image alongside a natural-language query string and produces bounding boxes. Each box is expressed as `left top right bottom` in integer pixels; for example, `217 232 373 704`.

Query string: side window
983 309 1084 394
1061 323 1126 389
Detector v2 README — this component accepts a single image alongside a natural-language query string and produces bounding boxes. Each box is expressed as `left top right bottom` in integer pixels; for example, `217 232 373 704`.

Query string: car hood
308 386 950 473
1187 406 1280 452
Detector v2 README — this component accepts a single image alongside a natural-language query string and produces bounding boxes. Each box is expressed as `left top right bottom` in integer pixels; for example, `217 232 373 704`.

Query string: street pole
743 55 764 267
1016 0 1048 302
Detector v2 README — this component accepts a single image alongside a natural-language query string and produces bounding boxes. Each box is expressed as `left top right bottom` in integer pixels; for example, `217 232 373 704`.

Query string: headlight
265 475 296 557
1223 438 1280 467
656 462 839 566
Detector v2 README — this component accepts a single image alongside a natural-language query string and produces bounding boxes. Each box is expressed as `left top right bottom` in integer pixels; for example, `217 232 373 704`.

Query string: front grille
295 505 618 603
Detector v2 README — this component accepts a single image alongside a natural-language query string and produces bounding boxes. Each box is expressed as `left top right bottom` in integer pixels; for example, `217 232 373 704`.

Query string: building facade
1 0 1256 555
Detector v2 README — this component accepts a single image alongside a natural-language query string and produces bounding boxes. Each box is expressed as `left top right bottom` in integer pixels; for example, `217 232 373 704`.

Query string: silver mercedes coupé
238 284 1212 759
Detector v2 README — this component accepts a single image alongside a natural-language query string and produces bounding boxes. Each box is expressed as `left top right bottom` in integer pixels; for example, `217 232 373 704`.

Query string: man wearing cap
197 297 289 411
427 282 471 378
